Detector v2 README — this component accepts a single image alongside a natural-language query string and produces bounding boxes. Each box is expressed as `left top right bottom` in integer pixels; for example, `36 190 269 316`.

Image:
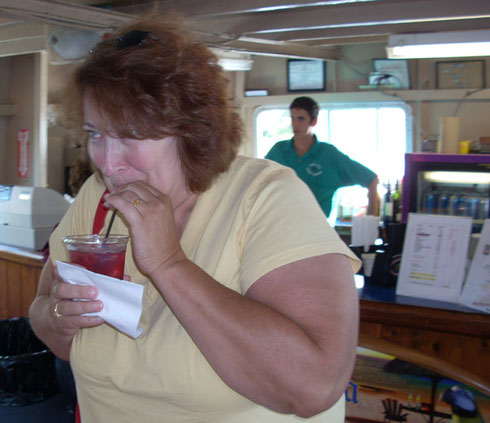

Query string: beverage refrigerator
402 153 490 226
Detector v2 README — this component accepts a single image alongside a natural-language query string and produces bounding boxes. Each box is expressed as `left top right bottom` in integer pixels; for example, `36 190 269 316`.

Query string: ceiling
0 0 489 61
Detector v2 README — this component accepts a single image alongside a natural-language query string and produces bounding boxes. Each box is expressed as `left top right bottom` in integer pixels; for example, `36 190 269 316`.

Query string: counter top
357 276 489 339
0 243 44 319
357 275 489 384
357 275 484 314
0 243 44 260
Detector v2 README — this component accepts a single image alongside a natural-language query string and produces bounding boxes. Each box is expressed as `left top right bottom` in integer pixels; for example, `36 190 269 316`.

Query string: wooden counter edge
360 298 490 338
0 246 44 268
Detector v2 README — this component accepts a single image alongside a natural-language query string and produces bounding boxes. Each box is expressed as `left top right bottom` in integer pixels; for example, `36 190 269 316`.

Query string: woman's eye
85 130 103 143
87 130 100 139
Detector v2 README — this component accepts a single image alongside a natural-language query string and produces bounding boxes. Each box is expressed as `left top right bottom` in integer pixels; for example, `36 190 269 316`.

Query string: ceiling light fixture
217 57 254 71
386 30 490 59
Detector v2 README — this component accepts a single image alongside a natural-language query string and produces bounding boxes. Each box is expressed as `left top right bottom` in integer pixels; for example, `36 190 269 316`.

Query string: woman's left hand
103 181 186 276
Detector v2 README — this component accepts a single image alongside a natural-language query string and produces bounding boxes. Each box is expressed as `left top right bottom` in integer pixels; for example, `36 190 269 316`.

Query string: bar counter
0 243 44 319
357 276 489 393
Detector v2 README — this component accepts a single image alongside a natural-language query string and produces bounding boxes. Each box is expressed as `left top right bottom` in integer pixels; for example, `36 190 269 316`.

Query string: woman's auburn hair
60 14 243 193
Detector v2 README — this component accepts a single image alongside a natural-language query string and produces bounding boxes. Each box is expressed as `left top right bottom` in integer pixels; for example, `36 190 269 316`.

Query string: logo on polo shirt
306 163 323 176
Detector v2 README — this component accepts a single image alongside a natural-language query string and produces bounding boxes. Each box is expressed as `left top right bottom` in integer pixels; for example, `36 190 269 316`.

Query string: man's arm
366 176 379 215
264 143 278 160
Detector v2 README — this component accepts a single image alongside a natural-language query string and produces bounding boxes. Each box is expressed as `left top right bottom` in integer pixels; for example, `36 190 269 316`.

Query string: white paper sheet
351 215 381 252
459 219 490 313
56 260 144 338
396 213 472 303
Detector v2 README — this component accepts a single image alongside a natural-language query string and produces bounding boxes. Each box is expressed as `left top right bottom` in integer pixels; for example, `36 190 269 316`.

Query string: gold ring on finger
53 302 63 319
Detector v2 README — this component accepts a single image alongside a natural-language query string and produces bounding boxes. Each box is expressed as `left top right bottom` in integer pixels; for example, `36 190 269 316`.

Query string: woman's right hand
29 259 104 360
50 262 105 337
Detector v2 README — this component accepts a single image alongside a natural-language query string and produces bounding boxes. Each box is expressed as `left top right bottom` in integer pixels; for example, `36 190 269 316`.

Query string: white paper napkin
351 215 381 252
56 260 144 338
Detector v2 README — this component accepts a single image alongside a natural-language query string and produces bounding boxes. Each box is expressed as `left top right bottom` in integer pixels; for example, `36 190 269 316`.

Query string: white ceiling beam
306 35 388 46
0 0 340 60
198 32 341 60
153 0 383 17
187 0 490 36
0 21 46 56
0 0 131 30
260 17 490 42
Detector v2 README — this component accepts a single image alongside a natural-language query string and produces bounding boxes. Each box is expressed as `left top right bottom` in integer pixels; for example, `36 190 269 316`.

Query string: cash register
0 185 70 250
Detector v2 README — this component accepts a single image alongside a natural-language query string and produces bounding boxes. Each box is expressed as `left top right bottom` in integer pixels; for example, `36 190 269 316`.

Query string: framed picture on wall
436 60 485 89
287 59 326 92
372 59 411 89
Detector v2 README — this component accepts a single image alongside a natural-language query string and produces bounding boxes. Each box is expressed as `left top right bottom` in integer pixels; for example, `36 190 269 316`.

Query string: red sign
17 129 29 178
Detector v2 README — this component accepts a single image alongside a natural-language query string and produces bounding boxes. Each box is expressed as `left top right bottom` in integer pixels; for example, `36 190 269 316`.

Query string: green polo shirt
265 136 377 217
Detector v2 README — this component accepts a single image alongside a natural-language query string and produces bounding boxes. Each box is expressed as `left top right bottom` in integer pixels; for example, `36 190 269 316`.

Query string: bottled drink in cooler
438 192 449 215
448 194 459 216
383 181 393 224
457 195 467 216
422 186 438 214
393 180 402 222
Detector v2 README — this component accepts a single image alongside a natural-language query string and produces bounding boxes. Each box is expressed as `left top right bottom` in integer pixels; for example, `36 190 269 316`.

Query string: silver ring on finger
53 302 63 319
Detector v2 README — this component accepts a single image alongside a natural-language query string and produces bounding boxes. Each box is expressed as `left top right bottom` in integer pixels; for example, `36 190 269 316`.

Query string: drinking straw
104 209 117 238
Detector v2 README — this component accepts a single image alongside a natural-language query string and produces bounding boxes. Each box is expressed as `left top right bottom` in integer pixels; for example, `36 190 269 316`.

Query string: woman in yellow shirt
29 15 360 423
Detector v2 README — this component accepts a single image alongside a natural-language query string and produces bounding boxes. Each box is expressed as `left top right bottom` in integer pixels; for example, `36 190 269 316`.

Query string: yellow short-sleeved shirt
49 155 360 423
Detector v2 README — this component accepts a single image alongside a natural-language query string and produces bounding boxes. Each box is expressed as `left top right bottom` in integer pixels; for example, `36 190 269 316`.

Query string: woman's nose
101 137 125 175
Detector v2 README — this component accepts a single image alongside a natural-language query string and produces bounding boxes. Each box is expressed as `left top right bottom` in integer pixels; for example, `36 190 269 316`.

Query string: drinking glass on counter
62 234 129 279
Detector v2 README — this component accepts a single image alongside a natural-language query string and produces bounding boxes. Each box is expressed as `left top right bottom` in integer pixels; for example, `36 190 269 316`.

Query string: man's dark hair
290 96 319 121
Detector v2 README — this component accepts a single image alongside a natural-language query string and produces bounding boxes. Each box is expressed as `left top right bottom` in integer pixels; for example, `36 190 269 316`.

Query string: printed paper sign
396 213 472 303
459 219 490 313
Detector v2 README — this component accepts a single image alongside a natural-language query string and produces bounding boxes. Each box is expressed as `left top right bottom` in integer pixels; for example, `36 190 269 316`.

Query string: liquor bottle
393 180 402 222
415 394 422 410
383 181 393 224
407 393 413 408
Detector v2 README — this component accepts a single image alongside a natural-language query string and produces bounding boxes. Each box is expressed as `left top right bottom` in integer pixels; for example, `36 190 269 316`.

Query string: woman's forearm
29 295 74 361
149 255 358 418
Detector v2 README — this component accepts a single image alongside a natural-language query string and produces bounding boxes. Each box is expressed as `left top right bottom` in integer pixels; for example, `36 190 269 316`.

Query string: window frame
253 100 413 223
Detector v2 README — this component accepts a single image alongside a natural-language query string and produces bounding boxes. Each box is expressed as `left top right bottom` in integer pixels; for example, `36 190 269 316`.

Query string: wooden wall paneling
7 259 23 317
359 320 489 378
0 248 43 319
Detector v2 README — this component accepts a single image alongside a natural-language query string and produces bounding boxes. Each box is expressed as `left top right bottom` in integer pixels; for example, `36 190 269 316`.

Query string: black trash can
0 317 60 407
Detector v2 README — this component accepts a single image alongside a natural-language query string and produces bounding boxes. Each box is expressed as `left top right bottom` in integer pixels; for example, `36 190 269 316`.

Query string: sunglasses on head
115 30 158 49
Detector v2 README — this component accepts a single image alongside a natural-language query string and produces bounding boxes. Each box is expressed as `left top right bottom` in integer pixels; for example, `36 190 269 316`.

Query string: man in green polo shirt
265 96 379 218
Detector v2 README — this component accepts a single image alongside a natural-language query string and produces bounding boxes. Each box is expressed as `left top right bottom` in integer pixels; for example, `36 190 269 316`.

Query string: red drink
63 234 129 279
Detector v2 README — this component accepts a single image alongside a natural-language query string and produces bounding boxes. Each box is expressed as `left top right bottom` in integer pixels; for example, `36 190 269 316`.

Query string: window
255 102 412 225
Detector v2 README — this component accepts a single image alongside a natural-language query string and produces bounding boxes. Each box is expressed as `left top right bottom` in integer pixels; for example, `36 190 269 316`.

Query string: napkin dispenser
0 185 70 250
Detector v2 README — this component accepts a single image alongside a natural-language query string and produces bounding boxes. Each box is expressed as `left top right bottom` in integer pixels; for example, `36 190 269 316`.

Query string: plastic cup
361 252 376 277
62 234 129 279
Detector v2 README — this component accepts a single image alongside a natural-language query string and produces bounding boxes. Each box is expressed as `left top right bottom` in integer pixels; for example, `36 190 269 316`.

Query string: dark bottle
383 181 393 224
393 180 402 222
